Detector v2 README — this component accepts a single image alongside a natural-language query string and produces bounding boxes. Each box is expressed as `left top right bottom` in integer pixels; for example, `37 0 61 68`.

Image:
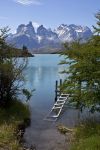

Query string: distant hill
7 22 92 53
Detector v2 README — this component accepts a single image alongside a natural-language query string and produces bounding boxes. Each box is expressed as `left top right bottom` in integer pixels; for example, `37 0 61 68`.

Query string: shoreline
0 99 32 150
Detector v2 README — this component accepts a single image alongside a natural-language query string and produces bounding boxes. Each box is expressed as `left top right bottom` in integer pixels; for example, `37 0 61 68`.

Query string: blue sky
0 0 100 32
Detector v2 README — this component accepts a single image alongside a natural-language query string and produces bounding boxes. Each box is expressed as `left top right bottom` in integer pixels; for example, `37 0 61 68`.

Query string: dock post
60 79 62 95
55 80 58 102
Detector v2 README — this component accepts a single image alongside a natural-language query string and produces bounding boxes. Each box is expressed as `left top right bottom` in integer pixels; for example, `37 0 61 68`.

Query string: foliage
22 88 35 102
0 100 30 125
22 45 33 57
0 27 33 107
0 124 22 150
0 100 30 150
71 120 100 150
60 12 100 112
93 11 100 35
0 27 33 149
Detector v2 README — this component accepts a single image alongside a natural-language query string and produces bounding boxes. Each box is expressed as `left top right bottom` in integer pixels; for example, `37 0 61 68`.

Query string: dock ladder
44 93 70 121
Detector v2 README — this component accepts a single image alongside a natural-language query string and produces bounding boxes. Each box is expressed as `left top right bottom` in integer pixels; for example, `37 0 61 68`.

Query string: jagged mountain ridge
7 21 92 53
55 24 92 42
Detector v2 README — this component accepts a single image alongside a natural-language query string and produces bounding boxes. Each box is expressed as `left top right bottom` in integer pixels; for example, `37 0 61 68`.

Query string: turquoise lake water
23 54 79 150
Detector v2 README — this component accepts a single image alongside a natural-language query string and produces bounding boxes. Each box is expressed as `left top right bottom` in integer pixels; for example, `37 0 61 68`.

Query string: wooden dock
44 93 70 121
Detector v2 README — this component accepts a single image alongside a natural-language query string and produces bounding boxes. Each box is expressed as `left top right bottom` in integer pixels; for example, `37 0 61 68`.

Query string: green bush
71 121 100 150
0 100 30 150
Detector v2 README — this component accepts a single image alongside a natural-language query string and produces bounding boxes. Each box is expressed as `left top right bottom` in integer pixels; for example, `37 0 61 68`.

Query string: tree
60 12 100 112
0 28 29 107
93 11 100 35
22 45 28 55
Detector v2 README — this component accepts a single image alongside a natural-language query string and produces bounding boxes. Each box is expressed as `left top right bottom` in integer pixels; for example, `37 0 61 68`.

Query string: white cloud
13 0 42 6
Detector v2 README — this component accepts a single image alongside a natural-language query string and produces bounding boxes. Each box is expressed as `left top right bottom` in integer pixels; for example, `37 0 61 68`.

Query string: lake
23 54 79 150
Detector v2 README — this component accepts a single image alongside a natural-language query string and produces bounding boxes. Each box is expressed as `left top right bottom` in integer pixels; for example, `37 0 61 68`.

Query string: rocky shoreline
15 118 37 150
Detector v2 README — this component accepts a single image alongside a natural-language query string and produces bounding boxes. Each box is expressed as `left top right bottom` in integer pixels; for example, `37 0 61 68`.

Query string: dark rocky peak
26 21 33 28
37 25 58 38
57 24 69 31
16 21 36 37
26 21 35 35
17 24 26 34
37 25 48 35
69 24 78 28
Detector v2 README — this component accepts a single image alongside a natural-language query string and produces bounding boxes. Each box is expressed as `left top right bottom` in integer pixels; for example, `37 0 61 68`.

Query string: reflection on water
25 66 63 89
23 54 79 150
24 55 66 109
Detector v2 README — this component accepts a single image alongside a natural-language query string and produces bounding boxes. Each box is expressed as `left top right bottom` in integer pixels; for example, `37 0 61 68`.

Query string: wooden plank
57 100 65 102
54 103 64 106
52 106 62 109
61 93 70 96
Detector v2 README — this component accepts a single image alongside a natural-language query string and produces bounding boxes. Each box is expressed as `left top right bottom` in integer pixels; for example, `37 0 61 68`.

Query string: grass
71 120 100 150
0 124 22 150
0 100 30 150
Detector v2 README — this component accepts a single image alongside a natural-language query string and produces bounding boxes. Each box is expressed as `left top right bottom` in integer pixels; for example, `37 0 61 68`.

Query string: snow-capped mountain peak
55 24 92 42
7 22 92 52
16 21 35 37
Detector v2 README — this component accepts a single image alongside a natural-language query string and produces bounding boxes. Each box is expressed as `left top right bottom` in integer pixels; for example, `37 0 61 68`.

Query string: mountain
55 24 92 42
7 22 92 53
36 25 60 48
8 22 38 49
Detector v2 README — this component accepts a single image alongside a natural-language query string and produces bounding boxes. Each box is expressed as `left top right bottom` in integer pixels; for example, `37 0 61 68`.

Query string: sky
0 0 100 33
